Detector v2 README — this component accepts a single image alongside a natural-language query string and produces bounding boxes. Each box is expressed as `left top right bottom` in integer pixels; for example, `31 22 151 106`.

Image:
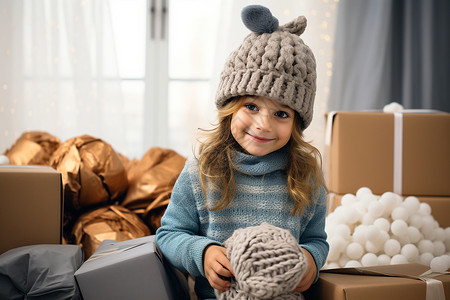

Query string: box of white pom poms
325 111 450 196
305 263 449 300
324 188 450 272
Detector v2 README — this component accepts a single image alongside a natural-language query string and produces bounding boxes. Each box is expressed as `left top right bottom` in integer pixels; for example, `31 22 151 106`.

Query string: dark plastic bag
0 244 83 300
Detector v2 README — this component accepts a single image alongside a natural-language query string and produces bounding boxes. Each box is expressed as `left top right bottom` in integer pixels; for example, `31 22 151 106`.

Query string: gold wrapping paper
3 131 60 165
71 205 150 259
122 147 186 232
50 135 128 212
143 192 171 233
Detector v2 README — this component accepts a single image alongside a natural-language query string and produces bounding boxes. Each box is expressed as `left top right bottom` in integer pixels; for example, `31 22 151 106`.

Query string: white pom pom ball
360 194 377 210
353 201 367 215
356 187 372 199
398 234 411 246
368 201 385 218
364 241 383 253
391 206 409 221
430 256 449 273
361 213 375 226
365 240 382 253
391 219 408 236
409 214 424 229
328 236 348 261
383 102 404 113
403 196 420 214
374 218 390 232
378 254 391 265
391 254 408 264
345 260 362 268
361 253 378 266
435 228 446 242
384 239 401 256
401 244 419 262
418 203 432 216
418 240 434 254
377 231 390 245
346 242 365 260
442 255 450 269
423 227 437 241
335 224 351 240
407 226 421 244
352 226 367 245
332 206 347 224
365 225 381 241
378 192 401 214
342 206 361 225
433 241 446 256
419 252 434 266
341 193 357 206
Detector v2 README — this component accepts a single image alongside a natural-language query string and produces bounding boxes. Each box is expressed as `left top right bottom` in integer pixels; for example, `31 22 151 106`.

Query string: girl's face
230 96 295 156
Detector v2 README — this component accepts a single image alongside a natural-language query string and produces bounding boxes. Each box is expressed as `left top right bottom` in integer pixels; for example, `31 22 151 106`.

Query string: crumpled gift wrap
71 205 150 259
122 147 186 233
3 131 60 165
49 135 128 212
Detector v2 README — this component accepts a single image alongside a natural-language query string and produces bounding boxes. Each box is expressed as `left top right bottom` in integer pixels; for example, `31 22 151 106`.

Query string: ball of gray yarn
215 222 307 300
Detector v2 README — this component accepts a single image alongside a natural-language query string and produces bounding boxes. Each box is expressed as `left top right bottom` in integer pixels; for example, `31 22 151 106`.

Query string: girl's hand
292 248 317 293
203 245 234 292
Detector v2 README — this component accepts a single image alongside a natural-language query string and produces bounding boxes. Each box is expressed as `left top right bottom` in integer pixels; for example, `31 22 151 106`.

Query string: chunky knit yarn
215 5 316 130
215 223 307 300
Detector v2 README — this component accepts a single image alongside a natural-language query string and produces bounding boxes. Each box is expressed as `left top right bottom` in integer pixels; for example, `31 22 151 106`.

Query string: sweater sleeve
155 163 218 278
299 185 329 282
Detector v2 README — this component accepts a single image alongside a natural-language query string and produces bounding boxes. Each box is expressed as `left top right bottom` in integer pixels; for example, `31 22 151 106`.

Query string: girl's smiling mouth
246 132 275 143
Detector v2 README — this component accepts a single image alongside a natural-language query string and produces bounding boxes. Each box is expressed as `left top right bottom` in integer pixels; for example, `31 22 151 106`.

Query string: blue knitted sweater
156 146 329 299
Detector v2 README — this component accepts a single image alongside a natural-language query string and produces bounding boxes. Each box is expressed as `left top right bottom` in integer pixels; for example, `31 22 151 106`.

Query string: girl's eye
275 111 290 119
244 104 258 111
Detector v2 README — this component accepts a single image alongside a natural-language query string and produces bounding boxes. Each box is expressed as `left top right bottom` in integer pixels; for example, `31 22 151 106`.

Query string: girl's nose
255 113 272 132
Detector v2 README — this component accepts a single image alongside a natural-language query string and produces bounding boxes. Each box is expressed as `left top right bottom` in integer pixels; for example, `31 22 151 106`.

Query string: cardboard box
74 235 189 300
305 263 449 300
327 193 450 228
0 166 62 254
325 112 450 196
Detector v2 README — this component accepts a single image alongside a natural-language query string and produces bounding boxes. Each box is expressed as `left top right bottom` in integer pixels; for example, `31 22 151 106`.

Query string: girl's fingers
208 269 230 291
215 248 234 277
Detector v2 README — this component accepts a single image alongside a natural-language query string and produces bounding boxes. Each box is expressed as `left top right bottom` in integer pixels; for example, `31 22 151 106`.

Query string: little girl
156 5 328 299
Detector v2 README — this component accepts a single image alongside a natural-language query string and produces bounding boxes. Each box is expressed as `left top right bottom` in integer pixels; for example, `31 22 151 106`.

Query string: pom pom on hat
241 5 279 34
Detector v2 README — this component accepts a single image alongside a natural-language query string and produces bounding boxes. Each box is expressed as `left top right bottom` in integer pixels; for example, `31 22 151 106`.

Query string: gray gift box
74 235 189 300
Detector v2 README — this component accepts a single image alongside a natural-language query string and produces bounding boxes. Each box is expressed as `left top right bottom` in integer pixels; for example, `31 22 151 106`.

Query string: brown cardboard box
325 112 450 196
0 166 63 254
305 263 449 300
327 193 450 228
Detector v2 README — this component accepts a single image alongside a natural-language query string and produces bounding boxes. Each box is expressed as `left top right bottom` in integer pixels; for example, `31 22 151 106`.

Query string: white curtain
0 0 125 155
211 0 338 156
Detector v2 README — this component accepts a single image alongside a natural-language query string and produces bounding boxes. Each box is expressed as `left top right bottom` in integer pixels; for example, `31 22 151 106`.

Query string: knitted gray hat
215 222 307 300
215 5 317 130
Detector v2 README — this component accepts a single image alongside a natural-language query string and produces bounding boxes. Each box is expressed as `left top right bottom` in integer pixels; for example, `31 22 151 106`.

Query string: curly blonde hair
196 97 326 215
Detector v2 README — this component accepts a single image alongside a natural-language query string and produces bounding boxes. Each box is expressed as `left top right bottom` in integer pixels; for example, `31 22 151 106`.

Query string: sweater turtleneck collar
233 145 289 176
